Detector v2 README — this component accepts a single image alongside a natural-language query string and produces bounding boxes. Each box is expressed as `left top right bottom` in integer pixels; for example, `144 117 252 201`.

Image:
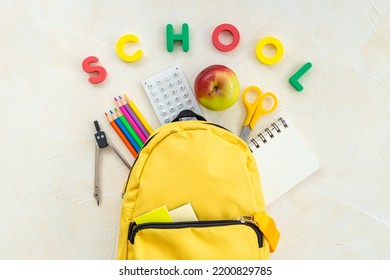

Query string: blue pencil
110 110 141 153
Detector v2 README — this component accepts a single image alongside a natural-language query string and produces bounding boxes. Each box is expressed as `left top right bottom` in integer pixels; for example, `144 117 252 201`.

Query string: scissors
239 86 278 141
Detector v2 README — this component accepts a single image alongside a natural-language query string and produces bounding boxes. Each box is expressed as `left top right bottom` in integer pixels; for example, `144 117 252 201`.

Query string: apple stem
208 87 218 96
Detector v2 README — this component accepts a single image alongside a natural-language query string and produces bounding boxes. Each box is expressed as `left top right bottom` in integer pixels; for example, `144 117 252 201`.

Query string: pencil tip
109 110 113 114
114 97 118 101
114 107 118 112
104 112 107 116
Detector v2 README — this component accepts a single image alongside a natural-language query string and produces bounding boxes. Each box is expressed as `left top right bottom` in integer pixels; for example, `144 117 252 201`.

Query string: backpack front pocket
127 220 263 260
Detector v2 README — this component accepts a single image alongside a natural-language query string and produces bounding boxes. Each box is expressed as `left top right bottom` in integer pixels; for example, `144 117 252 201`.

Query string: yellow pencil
124 94 154 134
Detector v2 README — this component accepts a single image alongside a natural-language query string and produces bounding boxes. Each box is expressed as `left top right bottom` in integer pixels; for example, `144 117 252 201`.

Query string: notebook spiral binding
249 117 288 152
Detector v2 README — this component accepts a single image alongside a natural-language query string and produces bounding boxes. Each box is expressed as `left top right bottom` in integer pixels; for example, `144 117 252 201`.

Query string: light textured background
1 0 389 259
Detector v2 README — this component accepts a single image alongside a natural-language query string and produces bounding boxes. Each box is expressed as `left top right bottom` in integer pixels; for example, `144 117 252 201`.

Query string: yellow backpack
117 110 280 260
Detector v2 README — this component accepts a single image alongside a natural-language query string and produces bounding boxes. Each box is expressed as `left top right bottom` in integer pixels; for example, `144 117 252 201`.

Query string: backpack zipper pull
253 212 280 253
237 215 258 226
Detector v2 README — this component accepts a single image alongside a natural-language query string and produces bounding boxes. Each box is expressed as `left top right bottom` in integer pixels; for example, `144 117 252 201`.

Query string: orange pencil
105 112 138 158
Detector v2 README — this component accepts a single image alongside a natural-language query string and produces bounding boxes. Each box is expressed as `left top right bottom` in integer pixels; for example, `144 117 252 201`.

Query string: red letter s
82 56 107 84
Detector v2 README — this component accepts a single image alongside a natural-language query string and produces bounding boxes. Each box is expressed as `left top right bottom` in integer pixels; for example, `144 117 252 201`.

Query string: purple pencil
115 97 147 143
119 96 150 139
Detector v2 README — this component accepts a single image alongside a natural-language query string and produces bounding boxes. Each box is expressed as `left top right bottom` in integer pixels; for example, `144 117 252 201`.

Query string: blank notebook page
248 116 319 206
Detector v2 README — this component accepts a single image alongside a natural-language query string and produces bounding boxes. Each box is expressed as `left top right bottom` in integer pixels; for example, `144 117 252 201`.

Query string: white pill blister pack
141 65 204 125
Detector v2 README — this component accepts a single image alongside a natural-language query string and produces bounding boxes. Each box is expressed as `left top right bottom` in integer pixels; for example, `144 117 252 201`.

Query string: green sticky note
134 205 173 224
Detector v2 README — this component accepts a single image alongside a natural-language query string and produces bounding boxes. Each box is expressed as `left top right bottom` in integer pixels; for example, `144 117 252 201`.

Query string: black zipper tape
128 220 263 248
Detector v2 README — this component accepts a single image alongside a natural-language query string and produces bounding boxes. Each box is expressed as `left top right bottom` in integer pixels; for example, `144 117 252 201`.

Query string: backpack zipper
128 219 263 247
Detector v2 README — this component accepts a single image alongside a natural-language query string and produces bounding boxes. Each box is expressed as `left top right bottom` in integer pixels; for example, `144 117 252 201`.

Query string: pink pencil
114 97 147 143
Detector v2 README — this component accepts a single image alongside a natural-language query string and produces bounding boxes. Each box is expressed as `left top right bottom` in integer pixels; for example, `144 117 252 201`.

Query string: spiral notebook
248 116 319 206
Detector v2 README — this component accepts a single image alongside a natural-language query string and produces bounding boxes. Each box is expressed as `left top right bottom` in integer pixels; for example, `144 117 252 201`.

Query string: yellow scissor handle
242 86 278 129
242 86 263 126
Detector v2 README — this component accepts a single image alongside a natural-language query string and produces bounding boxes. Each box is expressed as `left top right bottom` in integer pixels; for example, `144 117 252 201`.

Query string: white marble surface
1 0 389 259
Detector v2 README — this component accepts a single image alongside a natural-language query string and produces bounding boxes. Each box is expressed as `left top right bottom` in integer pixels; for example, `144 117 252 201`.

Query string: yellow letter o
256 36 284 65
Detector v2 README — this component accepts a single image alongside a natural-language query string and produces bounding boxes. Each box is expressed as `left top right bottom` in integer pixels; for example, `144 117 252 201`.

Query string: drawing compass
94 120 131 206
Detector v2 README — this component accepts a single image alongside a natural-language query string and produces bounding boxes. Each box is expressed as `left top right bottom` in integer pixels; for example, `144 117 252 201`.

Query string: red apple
194 65 240 111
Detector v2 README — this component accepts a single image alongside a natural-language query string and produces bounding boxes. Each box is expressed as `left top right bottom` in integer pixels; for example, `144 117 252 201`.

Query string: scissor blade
239 126 251 142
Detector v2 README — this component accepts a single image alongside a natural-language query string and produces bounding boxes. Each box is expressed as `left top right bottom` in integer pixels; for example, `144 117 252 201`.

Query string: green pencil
114 108 144 148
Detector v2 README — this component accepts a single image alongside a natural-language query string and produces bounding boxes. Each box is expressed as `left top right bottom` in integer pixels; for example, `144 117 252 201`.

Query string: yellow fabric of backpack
117 111 280 260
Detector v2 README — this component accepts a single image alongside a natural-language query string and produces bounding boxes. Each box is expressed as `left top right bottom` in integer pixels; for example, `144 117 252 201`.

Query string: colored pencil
105 112 137 157
119 95 150 139
124 94 154 134
114 108 144 149
110 110 141 153
114 97 147 143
